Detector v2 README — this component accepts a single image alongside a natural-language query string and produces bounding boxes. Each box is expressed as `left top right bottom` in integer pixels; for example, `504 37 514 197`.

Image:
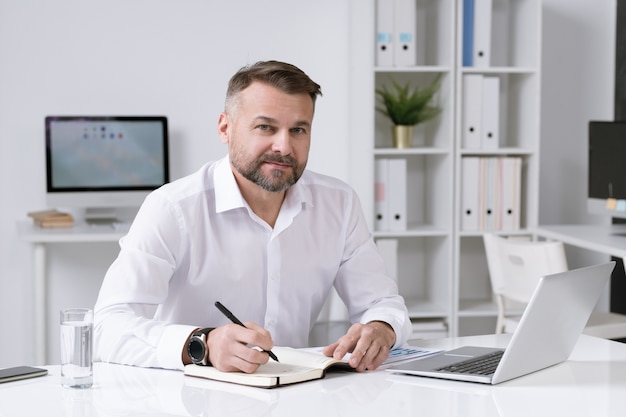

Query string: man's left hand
322 321 396 372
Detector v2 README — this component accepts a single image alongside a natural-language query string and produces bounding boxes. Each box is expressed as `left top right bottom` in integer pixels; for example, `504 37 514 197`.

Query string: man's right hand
206 322 274 373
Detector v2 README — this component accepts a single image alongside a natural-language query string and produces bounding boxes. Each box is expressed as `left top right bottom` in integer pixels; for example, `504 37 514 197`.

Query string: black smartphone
0 366 48 383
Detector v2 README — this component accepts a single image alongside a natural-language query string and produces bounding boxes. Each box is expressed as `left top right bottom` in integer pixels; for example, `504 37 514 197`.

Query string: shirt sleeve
93 191 196 370
332 190 412 348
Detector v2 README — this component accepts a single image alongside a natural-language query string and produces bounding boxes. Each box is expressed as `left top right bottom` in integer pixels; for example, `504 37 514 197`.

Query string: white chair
483 233 626 339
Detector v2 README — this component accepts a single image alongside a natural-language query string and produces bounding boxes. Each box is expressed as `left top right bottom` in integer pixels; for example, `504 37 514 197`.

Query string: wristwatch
187 327 215 366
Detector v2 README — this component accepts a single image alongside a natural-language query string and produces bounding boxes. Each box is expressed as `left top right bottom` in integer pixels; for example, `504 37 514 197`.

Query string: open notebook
185 345 439 388
387 262 615 384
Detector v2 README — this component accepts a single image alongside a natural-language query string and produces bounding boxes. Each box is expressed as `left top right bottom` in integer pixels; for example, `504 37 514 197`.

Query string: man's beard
233 154 303 192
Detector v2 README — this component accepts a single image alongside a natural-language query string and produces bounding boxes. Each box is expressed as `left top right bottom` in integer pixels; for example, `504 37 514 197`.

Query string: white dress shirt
94 156 411 370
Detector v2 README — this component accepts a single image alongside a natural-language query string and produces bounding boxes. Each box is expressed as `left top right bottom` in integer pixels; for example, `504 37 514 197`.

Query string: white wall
0 0 618 367
0 0 352 366
540 0 616 270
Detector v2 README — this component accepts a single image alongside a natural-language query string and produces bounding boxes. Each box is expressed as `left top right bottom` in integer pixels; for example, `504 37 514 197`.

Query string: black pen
214 301 280 362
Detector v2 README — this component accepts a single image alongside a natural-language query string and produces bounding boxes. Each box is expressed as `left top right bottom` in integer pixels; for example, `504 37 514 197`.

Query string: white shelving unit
350 0 542 338
454 0 542 336
372 0 456 339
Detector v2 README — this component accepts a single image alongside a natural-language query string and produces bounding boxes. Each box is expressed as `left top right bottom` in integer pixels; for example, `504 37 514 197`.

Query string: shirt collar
213 156 314 215
214 156 246 213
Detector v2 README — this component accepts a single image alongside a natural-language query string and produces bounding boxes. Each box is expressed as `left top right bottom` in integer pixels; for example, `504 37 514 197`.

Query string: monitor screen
45 115 169 222
588 121 626 219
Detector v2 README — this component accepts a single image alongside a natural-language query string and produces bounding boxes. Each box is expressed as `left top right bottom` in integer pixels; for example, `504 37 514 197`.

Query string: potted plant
376 75 442 148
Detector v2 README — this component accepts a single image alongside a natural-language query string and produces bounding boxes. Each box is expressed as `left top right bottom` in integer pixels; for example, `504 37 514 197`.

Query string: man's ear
217 112 229 144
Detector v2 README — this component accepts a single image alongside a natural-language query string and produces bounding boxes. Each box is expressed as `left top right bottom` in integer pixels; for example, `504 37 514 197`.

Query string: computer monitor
588 120 626 220
45 115 169 223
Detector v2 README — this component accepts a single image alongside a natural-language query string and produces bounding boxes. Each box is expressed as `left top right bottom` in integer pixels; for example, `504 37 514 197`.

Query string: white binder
473 0 493 68
393 0 416 66
375 238 399 282
481 76 500 149
462 74 483 148
462 0 475 67
388 158 407 231
501 157 522 230
461 157 480 231
375 158 390 231
413 0 426 65
376 0 394 67
480 157 498 231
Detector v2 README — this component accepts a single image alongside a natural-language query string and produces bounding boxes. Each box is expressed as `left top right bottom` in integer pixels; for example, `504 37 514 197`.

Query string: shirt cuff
157 324 199 370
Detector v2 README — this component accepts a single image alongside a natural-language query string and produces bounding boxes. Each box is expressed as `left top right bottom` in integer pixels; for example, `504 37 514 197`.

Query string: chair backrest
483 234 569 304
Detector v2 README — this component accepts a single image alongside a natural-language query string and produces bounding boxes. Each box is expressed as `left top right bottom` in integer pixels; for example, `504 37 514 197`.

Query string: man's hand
205 322 274 373
322 321 396 372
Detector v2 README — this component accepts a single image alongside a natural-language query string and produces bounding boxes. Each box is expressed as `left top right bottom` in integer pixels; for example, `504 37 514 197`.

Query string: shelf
375 65 452 73
405 297 450 318
457 299 498 317
374 225 449 238
461 66 538 75
458 300 524 319
460 147 534 156
458 229 534 238
375 147 451 156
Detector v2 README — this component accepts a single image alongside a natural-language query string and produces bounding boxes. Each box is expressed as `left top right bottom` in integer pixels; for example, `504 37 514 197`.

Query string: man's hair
225 60 322 114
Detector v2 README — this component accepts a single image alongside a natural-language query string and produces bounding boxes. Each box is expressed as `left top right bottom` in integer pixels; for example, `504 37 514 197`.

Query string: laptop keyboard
436 350 504 375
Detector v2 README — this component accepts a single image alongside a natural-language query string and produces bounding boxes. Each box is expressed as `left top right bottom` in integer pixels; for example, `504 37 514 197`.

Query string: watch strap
193 327 215 338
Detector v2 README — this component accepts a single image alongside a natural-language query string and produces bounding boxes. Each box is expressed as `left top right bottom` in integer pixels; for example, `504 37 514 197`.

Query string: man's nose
271 130 291 153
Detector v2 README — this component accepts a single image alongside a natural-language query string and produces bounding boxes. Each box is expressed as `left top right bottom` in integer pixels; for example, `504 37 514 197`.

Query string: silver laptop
388 262 615 384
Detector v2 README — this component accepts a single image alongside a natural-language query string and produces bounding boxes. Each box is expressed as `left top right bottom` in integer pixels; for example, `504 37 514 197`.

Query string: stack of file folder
375 158 407 232
462 74 500 149
461 157 521 232
376 0 425 67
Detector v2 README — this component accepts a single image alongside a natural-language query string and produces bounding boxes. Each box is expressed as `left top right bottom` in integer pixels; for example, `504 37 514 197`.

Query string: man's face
218 82 314 193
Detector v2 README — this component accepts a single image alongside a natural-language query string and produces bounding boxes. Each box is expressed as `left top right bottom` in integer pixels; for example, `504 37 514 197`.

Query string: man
94 60 411 374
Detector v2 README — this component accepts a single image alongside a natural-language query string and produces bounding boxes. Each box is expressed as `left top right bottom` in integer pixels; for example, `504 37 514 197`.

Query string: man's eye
291 127 305 134
258 125 271 131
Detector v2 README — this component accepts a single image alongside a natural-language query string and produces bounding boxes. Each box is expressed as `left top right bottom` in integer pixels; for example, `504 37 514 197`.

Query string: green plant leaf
376 75 442 126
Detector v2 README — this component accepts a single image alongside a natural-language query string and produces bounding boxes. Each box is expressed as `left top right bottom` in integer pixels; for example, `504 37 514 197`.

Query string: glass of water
60 308 93 389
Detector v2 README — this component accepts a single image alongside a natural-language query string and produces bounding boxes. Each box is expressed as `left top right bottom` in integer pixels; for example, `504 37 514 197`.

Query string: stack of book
410 318 449 340
28 210 74 228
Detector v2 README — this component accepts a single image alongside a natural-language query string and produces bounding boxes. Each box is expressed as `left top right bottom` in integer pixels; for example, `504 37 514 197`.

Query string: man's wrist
182 328 200 365
368 320 396 347
184 327 215 366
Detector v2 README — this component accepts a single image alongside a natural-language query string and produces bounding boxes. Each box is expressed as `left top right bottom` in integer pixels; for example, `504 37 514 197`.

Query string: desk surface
16 219 129 243
536 224 626 260
1 334 625 417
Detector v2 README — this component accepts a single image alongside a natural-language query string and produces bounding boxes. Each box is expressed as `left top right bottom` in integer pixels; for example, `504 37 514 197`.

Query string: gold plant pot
392 125 414 148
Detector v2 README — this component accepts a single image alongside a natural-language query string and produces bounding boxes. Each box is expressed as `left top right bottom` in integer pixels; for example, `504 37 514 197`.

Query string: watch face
188 337 207 364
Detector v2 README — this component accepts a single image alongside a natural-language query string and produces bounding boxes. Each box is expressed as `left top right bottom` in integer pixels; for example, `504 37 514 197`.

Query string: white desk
535 224 626 260
535 224 626 313
1 334 625 417
16 220 128 365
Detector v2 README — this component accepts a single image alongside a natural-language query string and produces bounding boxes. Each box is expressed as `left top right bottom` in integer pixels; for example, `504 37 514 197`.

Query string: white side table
16 220 128 364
